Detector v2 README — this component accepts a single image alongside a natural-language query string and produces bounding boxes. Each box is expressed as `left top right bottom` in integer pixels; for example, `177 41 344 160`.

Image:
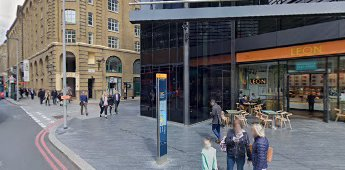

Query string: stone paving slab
54 100 345 170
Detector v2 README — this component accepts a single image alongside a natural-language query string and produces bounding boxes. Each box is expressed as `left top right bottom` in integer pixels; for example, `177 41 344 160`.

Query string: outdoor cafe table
244 103 257 114
262 110 280 130
226 110 242 125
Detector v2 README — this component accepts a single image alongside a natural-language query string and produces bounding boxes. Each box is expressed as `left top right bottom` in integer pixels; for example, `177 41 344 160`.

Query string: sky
0 0 25 43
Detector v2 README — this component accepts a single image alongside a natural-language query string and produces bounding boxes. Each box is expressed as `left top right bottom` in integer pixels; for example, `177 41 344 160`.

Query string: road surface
0 99 78 170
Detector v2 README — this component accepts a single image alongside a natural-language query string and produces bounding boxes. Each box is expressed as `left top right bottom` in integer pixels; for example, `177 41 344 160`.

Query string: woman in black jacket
251 124 269 170
225 120 252 170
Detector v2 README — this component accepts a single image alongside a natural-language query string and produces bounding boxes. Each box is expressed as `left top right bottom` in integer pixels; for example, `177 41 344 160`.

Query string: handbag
249 144 273 163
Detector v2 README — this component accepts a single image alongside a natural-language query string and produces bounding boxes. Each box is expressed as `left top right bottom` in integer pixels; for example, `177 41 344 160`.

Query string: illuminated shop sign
296 61 317 71
250 78 266 85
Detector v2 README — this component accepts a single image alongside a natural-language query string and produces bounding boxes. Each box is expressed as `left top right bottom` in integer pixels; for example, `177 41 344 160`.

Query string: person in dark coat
251 124 269 170
25 88 29 98
38 89 45 104
51 89 58 105
30 88 35 100
307 92 316 114
225 120 252 170
108 94 114 115
114 90 121 114
210 99 222 143
57 92 63 106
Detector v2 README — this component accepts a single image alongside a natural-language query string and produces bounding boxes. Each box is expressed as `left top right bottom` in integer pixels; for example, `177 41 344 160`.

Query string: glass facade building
133 1 345 124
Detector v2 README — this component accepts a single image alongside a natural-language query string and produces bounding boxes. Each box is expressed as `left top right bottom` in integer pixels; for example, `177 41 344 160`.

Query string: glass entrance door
287 73 325 118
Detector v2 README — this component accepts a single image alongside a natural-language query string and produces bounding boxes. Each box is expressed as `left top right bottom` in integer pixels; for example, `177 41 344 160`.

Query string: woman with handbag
251 124 269 170
225 120 251 170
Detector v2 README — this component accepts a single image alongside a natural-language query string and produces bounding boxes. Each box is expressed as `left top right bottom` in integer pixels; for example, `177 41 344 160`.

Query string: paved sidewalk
53 100 345 170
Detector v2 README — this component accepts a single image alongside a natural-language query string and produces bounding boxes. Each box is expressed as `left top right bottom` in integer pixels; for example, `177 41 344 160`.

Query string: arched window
133 59 140 74
60 52 76 72
106 56 122 73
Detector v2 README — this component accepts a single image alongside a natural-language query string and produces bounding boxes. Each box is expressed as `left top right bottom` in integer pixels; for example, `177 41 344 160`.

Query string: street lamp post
62 0 67 129
8 38 20 101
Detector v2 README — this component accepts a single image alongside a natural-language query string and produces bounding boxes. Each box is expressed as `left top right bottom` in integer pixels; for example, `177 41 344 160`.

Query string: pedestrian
67 86 72 103
51 89 58 105
307 92 316 115
45 90 51 106
25 88 29 98
108 94 114 115
210 99 222 144
99 92 109 119
80 91 88 116
225 120 252 170
19 88 24 99
114 90 121 114
251 124 269 170
38 89 44 104
30 88 35 100
201 137 218 170
57 92 63 106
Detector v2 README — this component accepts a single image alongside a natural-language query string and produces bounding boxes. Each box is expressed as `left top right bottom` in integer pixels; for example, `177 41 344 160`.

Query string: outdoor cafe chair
285 112 293 129
275 111 288 128
260 114 273 128
335 108 345 122
235 111 249 127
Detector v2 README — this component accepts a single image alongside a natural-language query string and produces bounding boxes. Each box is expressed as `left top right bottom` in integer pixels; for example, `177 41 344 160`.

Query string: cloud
0 0 25 43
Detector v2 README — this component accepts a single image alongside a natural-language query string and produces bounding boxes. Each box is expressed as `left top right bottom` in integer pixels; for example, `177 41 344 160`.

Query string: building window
88 12 93 26
88 0 93 4
134 41 140 52
108 0 119 12
88 32 93 44
65 30 76 43
133 59 140 74
65 10 76 24
106 56 122 73
108 18 119 32
134 25 140 37
108 36 119 49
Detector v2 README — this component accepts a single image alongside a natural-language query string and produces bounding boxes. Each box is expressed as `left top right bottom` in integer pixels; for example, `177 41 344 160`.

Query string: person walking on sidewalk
108 93 114 115
251 124 269 170
51 89 58 105
80 91 88 116
30 88 35 100
225 120 252 170
210 99 222 144
45 90 51 106
114 90 121 114
201 137 218 170
38 89 45 104
99 92 109 119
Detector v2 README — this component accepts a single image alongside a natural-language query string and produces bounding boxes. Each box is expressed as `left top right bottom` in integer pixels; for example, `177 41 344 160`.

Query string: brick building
6 0 140 99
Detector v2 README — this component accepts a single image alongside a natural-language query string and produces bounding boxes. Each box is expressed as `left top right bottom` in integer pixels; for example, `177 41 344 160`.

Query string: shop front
237 39 345 122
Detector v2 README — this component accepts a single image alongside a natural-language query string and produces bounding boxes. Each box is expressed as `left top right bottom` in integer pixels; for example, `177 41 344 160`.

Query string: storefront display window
239 62 281 111
106 77 122 95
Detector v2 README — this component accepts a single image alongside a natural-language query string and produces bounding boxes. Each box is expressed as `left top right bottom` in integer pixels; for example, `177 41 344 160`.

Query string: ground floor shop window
239 62 284 111
106 77 122 95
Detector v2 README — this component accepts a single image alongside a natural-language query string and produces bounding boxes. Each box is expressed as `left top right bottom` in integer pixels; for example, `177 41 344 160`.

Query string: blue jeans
227 155 245 170
212 124 221 140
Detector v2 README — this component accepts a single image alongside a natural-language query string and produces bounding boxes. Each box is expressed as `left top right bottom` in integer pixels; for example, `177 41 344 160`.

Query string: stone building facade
6 0 140 99
0 42 8 73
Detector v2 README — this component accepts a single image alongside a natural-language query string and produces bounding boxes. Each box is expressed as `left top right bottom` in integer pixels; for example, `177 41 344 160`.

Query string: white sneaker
105 115 108 119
